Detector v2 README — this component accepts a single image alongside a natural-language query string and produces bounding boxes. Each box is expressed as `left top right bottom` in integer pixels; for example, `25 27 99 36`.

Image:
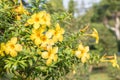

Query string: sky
63 0 100 9
22 0 100 16
63 0 100 16
23 0 100 8
23 0 100 10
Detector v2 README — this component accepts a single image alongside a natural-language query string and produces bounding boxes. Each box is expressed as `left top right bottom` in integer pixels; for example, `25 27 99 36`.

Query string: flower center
36 33 40 37
41 36 47 41
43 17 47 22
54 31 59 35
35 17 39 22
10 44 15 49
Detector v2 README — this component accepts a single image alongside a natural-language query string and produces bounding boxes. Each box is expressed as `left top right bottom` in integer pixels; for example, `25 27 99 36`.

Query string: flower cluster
0 37 22 57
27 11 65 65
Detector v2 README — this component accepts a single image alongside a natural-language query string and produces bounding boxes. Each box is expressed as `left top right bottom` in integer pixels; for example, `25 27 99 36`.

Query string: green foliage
90 23 117 55
91 0 120 22
107 56 120 80
46 0 65 13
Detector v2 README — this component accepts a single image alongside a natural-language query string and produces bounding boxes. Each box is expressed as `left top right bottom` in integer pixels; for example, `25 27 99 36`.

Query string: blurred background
21 0 120 80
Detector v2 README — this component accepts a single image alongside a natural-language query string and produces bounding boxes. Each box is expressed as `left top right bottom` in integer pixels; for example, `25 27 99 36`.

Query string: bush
0 0 119 80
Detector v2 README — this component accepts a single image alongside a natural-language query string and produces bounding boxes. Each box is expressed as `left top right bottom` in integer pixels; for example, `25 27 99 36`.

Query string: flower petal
41 52 49 59
46 59 52 66
52 47 58 54
33 23 40 29
75 51 81 58
15 44 22 51
10 37 17 44
10 51 17 57
46 29 54 38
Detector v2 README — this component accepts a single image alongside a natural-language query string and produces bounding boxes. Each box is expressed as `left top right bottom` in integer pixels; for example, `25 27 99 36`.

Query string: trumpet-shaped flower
30 28 44 45
0 43 6 56
5 37 22 57
91 28 99 44
41 47 58 65
75 43 90 63
85 28 99 44
109 54 119 68
52 23 65 42
80 25 89 33
100 54 119 68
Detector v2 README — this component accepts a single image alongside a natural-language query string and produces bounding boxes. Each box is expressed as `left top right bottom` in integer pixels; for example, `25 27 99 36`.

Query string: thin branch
103 17 116 31
115 17 120 29
104 24 115 31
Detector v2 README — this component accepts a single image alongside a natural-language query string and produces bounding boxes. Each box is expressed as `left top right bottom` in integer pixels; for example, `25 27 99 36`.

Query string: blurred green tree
68 0 75 16
91 0 120 53
46 0 64 13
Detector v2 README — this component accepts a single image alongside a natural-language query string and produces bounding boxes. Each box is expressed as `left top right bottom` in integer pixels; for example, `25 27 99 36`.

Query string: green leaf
19 63 25 69
4 63 12 69
28 59 33 66
12 62 17 70
19 61 27 67
33 56 37 62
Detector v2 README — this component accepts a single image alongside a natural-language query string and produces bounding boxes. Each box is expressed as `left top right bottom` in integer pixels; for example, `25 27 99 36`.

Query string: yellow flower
85 28 99 44
80 24 89 33
109 54 119 68
30 28 44 45
41 47 58 65
40 35 50 47
52 23 65 42
16 15 21 20
27 13 42 29
75 43 90 63
46 29 54 38
5 37 22 57
100 54 119 68
40 11 51 27
91 28 99 44
40 39 54 51
27 11 51 29
14 0 29 20
0 43 6 56
14 0 29 15
46 58 53 66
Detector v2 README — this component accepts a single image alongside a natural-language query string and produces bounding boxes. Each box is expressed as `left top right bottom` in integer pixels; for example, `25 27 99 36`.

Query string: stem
117 40 120 53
